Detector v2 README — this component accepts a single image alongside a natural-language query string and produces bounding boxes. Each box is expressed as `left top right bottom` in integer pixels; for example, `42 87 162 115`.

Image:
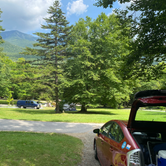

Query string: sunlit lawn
0 131 83 166
0 106 166 166
0 107 131 123
1 106 166 123
135 109 166 122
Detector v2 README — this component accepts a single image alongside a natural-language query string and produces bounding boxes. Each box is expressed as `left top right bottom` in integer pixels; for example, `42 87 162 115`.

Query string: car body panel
93 90 166 166
94 120 139 166
63 103 76 111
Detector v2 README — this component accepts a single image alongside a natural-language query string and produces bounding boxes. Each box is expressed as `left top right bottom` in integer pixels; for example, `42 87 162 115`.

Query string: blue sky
0 0 125 36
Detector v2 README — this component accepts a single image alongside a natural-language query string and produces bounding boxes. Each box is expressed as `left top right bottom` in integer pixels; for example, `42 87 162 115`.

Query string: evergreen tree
21 1 73 112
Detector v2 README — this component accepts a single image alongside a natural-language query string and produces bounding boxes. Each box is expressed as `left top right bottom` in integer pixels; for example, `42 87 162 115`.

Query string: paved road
0 119 103 134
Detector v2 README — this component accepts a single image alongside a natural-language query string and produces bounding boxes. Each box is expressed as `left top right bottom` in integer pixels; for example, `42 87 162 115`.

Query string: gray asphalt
0 119 103 134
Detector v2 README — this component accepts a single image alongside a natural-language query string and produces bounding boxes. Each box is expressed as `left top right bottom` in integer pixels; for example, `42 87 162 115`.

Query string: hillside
1 30 37 46
0 30 38 61
1 41 35 61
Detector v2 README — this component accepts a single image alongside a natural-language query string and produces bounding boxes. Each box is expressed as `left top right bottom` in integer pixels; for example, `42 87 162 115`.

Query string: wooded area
0 0 166 112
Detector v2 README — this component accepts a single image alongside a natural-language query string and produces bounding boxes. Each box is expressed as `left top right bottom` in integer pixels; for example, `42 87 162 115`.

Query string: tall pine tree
21 1 73 112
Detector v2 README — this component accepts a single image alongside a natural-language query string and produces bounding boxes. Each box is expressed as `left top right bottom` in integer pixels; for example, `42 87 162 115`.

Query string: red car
93 90 166 166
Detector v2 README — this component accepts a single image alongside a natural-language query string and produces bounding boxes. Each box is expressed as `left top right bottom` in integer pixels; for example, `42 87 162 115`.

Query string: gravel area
67 132 100 166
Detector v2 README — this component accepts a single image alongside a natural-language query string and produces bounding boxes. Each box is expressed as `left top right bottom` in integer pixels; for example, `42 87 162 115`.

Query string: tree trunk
55 86 60 113
80 103 87 113
55 55 60 113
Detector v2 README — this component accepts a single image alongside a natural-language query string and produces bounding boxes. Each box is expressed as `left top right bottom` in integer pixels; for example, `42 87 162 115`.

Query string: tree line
0 1 166 113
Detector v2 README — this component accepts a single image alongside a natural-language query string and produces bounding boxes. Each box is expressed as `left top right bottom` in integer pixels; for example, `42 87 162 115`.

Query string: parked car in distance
63 103 76 111
93 90 166 166
17 100 41 109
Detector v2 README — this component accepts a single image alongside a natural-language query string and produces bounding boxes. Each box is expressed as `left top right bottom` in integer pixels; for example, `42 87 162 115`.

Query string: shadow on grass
1 118 72 123
9 108 117 115
66 110 117 115
141 111 166 115
11 109 56 115
21 119 72 122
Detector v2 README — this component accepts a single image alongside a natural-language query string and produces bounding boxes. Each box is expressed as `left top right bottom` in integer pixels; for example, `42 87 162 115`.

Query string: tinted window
100 122 113 136
108 122 124 142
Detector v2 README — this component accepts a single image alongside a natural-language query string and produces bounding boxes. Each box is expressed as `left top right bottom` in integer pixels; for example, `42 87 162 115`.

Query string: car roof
134 90 166 99
127 90 166 132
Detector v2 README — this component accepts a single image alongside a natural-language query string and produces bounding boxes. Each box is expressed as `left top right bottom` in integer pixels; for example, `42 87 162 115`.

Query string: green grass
0 107 131 166
135 109 166 122
0 131 83 166
0 107 131 123
1 107 166 166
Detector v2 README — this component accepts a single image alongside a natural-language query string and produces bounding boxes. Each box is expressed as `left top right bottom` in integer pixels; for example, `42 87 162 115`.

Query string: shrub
0 100 17 105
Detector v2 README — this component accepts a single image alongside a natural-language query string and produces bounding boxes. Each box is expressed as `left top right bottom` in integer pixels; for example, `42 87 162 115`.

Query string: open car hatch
127 90 166 132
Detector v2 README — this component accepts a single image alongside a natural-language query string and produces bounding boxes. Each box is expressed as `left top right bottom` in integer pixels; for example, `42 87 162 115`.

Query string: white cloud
0 0 59 33
67 0 89 16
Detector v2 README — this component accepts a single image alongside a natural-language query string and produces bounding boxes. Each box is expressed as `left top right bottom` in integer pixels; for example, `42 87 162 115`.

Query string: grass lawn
0 131 83 166
0 107 131 123
135 109 166 121
0 107 166 166
0 106 165 123
0 107 131 166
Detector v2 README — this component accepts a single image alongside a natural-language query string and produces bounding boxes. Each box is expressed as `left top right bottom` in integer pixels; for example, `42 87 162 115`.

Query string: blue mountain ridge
0 30 38 61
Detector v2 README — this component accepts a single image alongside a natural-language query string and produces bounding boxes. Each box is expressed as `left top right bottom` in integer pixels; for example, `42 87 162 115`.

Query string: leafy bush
0 100 17 105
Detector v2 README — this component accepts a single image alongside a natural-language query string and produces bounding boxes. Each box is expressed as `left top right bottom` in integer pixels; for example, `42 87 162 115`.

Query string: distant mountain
0 30 38 61
1 30 37 48
1 30 37 41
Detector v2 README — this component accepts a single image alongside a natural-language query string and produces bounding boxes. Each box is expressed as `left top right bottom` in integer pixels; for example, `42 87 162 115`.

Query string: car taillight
127 149 144 166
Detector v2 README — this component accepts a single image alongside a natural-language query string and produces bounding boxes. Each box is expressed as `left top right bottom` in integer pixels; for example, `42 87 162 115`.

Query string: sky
0 0 127 36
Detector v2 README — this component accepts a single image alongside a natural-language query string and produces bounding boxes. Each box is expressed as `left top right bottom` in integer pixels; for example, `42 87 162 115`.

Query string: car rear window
135 106 166 122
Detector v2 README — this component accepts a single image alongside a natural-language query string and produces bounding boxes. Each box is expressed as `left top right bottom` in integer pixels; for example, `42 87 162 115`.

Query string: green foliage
0 10 14 97
1 41 37 61
0 100 8 104
63 13 132 110
2 40 23 54
6 91 14 105
94 0 166 68
0 56 11 97
94 0 131 8
9 58 38 100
